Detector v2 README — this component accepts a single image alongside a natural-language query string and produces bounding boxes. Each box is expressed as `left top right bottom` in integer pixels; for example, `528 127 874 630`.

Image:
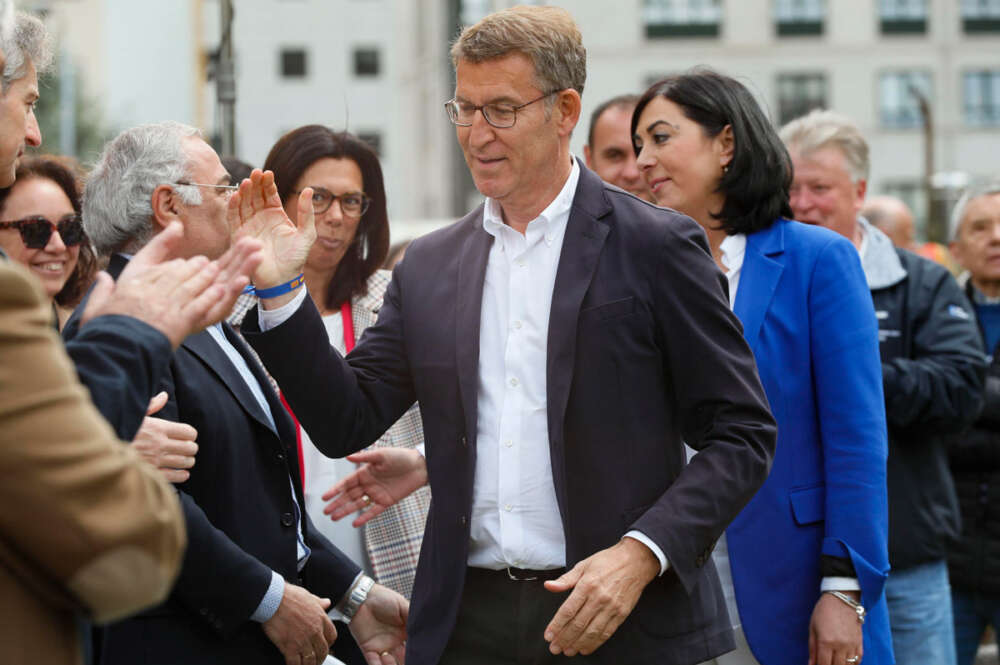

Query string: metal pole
910 85 937 242
217 0 236 156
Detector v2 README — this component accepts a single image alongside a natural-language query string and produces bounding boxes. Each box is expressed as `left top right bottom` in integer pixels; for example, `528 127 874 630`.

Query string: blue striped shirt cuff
250 571 285 623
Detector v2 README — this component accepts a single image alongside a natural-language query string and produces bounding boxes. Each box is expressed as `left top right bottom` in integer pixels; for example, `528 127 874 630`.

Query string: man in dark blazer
238 7 776 665
64 122 409 665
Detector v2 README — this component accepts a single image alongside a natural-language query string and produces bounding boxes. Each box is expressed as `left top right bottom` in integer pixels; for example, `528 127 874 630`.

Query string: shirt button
280 512 294 527
460 515 467 526
516 259 525 267
509 377 519 387
513 320 522 330
504 504 513 512
504 439 513 448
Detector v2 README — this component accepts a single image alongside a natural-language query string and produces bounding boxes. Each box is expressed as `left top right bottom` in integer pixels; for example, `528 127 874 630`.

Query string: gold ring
362 494 372 506
381 652 389 657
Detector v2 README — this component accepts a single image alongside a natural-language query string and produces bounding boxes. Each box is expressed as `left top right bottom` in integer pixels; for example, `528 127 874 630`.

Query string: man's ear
554 88 582 138
853 179 868 216
150 184 181 231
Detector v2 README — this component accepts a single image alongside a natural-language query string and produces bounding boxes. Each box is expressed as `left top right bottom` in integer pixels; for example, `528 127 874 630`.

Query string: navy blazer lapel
547 163 611 464
455 206 492 455
734 221 785 352
182 327 279 436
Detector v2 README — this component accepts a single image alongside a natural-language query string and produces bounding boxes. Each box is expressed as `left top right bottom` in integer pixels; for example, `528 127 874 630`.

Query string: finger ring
846 657 859 663
362 494 372 506
381 652 389 657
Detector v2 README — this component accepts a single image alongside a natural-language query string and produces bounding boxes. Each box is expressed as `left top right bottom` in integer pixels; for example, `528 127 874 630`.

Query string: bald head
862 196 916 251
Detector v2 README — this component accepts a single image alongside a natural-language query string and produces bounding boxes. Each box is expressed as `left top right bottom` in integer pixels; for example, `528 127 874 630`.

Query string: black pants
439 568 602 665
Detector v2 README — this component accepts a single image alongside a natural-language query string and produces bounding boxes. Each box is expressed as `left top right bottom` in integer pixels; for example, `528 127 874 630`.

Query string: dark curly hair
633 68 793 235
0 155 98 307
264 126 389 310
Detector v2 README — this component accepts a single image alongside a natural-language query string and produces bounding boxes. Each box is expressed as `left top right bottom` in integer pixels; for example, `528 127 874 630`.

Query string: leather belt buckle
506 567 540 581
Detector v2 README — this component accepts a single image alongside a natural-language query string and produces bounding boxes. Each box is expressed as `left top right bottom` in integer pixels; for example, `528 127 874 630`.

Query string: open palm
230 169 316 289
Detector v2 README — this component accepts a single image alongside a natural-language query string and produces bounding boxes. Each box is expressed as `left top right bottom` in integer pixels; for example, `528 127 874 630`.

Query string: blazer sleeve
0 262 185 624
882 262 986 434
630 219 777 592
809 237 891 609
241 272 416 458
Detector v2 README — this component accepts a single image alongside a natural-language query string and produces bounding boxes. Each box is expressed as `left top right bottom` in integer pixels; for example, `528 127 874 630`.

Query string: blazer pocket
579 296 635 325
789 485 825 526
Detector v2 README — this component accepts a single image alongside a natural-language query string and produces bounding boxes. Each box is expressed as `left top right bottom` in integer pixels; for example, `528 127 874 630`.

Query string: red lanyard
341 301 355 353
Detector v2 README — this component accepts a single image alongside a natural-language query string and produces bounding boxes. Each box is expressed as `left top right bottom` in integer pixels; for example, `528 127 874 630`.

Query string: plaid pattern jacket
228 271 430 598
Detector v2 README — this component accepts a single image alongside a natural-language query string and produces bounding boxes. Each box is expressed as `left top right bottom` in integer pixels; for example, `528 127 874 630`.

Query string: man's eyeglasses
444 90 560 129
0 214 85 249
172 181 239 197
295 187 371 218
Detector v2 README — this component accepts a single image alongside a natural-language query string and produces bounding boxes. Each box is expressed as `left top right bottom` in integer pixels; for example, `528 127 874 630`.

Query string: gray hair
779 109 870 183
450 5 587 98
83 121 204 256
0 11 53 93
949 179 1000 242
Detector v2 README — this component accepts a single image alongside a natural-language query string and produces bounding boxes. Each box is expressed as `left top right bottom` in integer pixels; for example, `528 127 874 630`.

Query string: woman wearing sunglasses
631 70 891 665
0 155 96 329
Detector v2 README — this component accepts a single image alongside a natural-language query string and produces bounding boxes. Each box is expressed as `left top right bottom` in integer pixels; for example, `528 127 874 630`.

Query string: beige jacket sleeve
0 262 185 623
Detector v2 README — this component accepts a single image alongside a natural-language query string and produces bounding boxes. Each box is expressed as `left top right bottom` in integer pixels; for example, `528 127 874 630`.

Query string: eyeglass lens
17 215 85 249
311 188 369 217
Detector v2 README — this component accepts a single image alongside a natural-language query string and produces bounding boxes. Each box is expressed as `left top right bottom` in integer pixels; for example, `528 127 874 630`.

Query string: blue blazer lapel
734 221 786 352
546 163 611 469
455 206 492 457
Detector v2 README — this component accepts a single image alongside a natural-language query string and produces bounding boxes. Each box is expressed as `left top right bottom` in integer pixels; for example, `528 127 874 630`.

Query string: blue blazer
726 219 893 665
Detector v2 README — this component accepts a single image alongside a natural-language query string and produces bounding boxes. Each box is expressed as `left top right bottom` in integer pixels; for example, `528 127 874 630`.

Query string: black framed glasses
295 187 371 218
444 90 561 129
0 214 85 249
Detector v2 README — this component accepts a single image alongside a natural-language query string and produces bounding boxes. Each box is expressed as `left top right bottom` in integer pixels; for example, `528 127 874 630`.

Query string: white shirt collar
719 233 747 275
482 157 580 246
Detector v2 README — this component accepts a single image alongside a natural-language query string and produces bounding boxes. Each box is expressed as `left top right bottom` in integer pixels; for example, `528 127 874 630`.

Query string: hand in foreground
261 583 337 665
808 592 863 665
132 391 198 483
81 221 263 347
349 583 408 665
322 449 428 528
542 537 660 657
231 169 316 305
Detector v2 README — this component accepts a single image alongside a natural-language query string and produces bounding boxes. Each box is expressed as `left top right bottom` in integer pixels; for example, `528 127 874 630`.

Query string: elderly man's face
951 193 1000 287
0 60 41 188
584 105 652 202
788 145 866 243
454 52 565 217
172 137 234 261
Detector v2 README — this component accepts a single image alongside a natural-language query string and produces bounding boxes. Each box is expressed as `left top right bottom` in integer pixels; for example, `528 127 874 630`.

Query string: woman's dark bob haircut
632 68 792 235
264 125 389 310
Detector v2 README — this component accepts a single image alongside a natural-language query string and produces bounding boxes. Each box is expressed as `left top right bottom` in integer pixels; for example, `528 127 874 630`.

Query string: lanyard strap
341 301 355 353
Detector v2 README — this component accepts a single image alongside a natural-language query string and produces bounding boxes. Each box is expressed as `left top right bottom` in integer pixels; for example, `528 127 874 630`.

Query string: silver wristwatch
337 574 375 624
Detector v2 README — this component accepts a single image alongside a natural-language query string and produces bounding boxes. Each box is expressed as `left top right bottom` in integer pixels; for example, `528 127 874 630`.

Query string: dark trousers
439 568 601 665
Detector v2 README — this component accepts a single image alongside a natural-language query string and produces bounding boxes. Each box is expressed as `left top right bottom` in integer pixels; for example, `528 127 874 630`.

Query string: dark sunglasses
0 214 85 249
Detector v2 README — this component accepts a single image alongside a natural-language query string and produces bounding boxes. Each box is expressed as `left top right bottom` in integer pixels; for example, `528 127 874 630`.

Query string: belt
470 566 566 582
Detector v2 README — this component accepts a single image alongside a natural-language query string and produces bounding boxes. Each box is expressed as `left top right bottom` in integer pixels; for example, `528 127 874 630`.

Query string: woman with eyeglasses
262 125 428 629
0 155 96 329
631 70 892 665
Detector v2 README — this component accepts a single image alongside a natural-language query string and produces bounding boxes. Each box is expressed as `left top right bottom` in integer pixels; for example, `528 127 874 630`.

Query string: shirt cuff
623 531 669 576
249 570 285 623
258 287 308 332
820 576 860 592
416 443 426 458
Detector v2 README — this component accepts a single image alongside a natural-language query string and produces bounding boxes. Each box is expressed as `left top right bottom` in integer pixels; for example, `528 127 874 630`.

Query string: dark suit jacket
243 162 777 665
64 255 362 665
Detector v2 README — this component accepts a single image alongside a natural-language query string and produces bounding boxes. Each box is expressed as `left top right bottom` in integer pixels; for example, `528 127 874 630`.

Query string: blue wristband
244 273 305 298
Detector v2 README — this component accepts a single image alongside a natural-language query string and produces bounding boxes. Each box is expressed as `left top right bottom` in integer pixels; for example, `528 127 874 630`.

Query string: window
777 73 827 126
879 0 927 34
643 0 721 38
280 48 307 79
357 131 382 157
964 70 1000 126
353 47 380 77
963 0 1000 32
774 0 824 36
878 70 932 129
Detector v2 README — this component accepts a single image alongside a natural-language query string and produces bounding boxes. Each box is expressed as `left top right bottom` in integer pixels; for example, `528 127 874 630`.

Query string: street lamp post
217 0 236 157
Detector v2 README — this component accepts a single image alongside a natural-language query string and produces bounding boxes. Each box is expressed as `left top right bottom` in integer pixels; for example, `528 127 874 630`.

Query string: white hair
779 108 870 183
0 11 52 93
83 122 204 256
949 179 1000 242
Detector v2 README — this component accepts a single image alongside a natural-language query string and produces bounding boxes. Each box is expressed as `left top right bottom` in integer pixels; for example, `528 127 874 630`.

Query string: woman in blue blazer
632 70 892 665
